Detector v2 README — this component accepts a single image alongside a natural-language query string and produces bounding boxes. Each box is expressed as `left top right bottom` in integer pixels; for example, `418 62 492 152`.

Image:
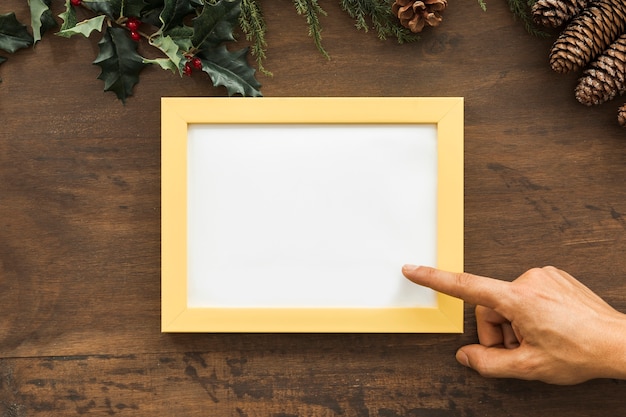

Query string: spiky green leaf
82 0 117 18
192 0 240 50
198 45 261 97
160 0 195 33
93 26 149 102
163 25 193 50
143 56 177 71
141 0 166 27
122 0 147 18
29 0 57 43
149 34 185 74
58 2 78 32
0 13 34 54
57 15 106 38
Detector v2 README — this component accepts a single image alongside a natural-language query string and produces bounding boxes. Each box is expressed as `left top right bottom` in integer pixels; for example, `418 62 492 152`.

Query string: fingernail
456 350 470 368
402 264 420 273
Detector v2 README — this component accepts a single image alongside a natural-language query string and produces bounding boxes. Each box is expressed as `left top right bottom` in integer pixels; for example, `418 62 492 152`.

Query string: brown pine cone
392 0 447 33
575 34 626 106
618 103 626 126
549 0 626 73
531 0 589 28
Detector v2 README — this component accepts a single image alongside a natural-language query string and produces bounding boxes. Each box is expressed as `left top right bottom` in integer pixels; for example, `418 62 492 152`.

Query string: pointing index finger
402 265 510 309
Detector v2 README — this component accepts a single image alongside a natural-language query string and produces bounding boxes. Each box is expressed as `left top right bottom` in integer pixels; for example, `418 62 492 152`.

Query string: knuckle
523 267 545 279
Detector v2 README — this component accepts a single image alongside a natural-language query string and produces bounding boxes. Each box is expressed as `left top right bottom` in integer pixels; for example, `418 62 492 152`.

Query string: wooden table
2 1 626 415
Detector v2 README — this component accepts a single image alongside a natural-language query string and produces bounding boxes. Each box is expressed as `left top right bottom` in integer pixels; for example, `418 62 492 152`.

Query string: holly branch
0 0 261 101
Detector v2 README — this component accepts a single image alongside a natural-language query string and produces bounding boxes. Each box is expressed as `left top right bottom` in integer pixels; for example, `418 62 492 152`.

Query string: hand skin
402 265 626 385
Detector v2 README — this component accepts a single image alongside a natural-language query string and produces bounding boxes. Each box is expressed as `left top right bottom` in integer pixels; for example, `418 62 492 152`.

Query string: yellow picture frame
162 97 463 333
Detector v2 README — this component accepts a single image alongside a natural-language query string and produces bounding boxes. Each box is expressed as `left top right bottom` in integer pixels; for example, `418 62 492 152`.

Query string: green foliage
0 12 34 53
81 0 117 18
94 26 148 102
338 0 418 43
0 0 544 95
238 0 270 75
293 0 329 59
199 45 262 96
0 0 261 101
505 0 549 37
56 15 105 38
29 0 57 43
159 0 196 33
191 0 240 50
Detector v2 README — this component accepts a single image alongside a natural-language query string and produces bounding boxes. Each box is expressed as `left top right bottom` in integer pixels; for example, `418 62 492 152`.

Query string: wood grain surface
2 0 626 416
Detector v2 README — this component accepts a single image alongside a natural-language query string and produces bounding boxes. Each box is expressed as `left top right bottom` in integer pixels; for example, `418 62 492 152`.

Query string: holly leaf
57 15 105 38
29 0 57 43
58 2 78 32
142 56 177 71
82 0 117 18
148 33 185 74
165 25 193 50
141 0 165 27
191 0 240 50
93 26 149 102
198 45 261 97
0 13 34 53
122 0 147 18
160 0 195 33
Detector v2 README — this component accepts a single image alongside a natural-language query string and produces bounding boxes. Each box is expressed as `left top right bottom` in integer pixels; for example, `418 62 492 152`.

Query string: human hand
402 265 626 384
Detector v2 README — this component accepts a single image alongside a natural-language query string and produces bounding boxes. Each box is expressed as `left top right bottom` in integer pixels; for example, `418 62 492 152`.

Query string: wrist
596 311 626 381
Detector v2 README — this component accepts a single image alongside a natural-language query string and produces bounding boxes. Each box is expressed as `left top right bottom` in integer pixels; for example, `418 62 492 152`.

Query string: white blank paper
187 124 438 308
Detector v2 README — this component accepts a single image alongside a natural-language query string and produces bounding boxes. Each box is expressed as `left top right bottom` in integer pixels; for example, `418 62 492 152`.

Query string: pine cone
618 102 626 126
549 0 626 73
392 0 447 33
531 0 589 28
575 34 626 106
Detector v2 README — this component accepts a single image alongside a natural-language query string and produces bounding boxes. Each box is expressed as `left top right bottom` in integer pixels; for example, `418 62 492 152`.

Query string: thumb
456 344 526 379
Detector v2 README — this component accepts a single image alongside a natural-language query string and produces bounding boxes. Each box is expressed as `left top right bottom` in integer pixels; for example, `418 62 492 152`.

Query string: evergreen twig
293 0 329 59
338 0 419 43
239 0 272 75
507 0 550 37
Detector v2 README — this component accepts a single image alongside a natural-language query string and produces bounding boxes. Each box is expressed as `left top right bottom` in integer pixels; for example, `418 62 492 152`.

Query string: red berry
126 18 140 31
70 0 81 5
130 31 141 41
183 63 193 76
192 57 202 70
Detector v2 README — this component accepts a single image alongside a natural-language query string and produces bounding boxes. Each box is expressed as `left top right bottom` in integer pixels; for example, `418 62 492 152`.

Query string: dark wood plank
2 352 626 417
2 0 626 415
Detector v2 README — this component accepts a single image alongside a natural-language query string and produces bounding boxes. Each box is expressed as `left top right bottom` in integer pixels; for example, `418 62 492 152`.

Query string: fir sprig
338 0 419 43
239 0 271 75
293 0 329 60
506 0 550 37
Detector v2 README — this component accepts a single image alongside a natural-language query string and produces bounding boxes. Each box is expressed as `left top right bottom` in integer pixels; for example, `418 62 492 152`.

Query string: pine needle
507 0 550 37
339 0 419 43
293 0 330 59
239 0 272 75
